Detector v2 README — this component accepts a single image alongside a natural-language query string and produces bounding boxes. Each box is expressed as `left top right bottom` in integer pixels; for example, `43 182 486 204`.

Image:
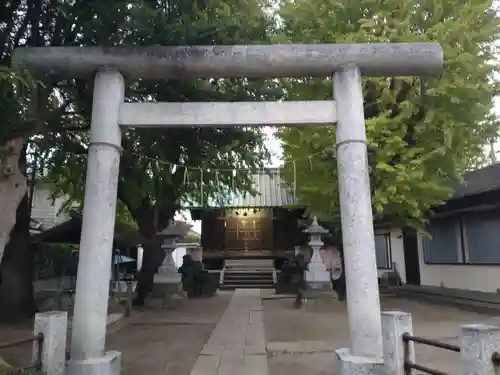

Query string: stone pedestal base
306 262 331 283
153 272 181 284
67 350 121 375
152 273 183 308
335 348 383 375
306 262 333 298
307 281 333 292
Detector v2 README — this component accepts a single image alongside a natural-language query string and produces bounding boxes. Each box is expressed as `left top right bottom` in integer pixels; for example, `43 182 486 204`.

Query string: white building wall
375 227 407 283
389 227 406 284
31 182 71 229
416 232 500 293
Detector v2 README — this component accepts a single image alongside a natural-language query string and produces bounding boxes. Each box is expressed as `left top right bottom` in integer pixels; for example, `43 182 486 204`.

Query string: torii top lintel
12 43 443 79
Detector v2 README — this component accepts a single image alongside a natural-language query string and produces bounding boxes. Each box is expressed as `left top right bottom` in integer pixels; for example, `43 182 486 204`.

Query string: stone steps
221 258 275 290
224 272 274 279
222 271 274 290
221 285 274 290
225 258 274 269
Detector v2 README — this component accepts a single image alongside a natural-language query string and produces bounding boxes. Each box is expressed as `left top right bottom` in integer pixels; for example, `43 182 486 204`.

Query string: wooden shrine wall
200 210 225 252
200 207 307 254
224 208 273 252
273 208 307 251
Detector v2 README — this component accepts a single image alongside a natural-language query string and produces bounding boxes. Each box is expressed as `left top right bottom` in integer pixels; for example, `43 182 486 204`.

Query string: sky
264 127 284 167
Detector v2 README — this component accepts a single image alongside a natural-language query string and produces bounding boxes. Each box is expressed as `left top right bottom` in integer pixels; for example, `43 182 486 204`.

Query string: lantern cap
303 217 329 234
157 220 191 238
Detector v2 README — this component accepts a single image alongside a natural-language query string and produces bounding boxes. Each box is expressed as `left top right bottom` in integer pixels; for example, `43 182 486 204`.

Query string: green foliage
35 243 77 279
38 0 280 235
0 0 280 256
276 0 500 230
183 234 201 244
0 67 39 144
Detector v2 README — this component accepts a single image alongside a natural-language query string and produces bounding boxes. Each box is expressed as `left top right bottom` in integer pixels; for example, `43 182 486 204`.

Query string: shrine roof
186 168 301 209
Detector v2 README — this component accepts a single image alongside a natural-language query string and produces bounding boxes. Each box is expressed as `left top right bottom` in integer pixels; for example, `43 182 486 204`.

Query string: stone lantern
303 217 332 292
152 220 190 306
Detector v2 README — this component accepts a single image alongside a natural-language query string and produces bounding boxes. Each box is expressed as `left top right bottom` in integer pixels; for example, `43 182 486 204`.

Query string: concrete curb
267 341 338 355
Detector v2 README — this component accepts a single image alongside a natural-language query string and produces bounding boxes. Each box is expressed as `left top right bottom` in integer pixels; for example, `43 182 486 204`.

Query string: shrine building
187 169 407 288
188 169 309 267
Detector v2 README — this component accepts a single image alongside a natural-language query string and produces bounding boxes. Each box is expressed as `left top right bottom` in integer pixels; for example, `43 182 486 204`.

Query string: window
375 233 391 269
463 210 500 264
422 217 461 264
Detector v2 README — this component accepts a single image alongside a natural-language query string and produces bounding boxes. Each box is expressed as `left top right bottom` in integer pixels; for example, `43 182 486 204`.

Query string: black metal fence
402 332 460 375
0 333 44 375
403 332 500 375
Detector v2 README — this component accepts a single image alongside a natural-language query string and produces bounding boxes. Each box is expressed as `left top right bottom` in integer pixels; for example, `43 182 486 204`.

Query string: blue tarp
114 254 135 265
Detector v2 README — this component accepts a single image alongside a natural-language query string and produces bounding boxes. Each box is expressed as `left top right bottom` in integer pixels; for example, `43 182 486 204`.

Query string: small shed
30 215 144 250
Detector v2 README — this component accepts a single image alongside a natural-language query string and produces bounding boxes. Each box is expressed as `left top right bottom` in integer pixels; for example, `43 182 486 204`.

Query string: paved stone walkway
8 288 497 375
190 289 268 375
106 292 233 375
262 293 500 375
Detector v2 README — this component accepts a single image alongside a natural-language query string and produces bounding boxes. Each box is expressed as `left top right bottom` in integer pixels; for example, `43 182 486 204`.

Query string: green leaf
276 0 499 230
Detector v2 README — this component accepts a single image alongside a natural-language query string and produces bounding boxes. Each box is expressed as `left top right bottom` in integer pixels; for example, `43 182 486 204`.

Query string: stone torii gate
13 43 443 375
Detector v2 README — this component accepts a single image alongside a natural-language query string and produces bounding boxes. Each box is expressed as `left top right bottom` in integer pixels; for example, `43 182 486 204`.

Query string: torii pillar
13 43 443 375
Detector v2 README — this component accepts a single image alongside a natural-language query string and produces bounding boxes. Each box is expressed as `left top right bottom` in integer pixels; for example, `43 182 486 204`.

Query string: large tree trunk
133 211 174 306
0 193 36 322
134 241 165 306
0 138 28 268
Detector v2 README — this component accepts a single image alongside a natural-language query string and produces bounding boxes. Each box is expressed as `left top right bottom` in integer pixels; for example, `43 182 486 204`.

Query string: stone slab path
106 292 233 375
190 289 268 375
262 294 500 375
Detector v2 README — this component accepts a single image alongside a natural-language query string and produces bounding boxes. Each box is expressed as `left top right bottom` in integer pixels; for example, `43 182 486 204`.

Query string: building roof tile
228 169 300 208
186 168 301 209
451 163 500 200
